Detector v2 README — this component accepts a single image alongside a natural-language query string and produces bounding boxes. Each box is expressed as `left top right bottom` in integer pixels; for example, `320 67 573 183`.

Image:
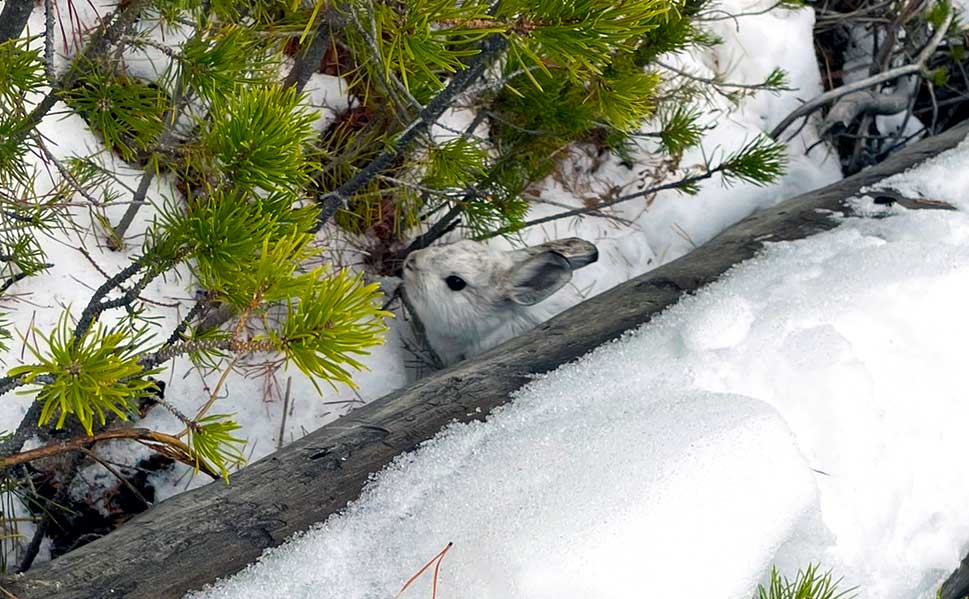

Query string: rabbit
401 237 599 366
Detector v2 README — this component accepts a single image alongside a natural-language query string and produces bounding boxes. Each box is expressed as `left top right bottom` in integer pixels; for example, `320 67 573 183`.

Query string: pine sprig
65 69 171 162
422 138 488 188
188 415 247 482
500 0 673 82
275 268 391 393
8 313 161 435
719 135 788 187
756 564 856 599
657 104 705 154
205 85 317 194
177 25 281 103
0 37 44 111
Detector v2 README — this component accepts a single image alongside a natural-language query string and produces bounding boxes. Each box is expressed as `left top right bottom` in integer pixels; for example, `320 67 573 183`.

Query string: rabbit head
401 238 598 366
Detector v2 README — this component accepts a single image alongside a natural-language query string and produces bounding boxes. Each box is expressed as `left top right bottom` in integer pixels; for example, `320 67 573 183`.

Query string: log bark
4 120 969 599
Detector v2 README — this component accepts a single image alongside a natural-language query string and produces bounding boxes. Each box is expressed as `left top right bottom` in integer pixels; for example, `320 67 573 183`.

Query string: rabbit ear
524 238 599 269
504 251 573 306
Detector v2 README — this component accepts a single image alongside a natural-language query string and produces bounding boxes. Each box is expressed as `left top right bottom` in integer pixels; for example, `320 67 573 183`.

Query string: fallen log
4 120 969 599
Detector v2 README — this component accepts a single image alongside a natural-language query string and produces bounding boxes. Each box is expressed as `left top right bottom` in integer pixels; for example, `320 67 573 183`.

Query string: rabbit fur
401 237 598 366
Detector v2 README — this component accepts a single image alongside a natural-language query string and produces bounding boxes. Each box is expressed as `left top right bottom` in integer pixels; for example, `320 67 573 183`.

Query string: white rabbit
401 237 598 366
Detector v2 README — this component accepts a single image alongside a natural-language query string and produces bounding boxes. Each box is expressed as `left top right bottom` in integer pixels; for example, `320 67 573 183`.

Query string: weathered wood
5 120 969 599
942 552 969 599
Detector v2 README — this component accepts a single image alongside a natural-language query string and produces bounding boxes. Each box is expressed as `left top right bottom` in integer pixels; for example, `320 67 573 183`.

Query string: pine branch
110 169 154 247
1 0 148 153
164 298 208 347
73 254 150 342
476 174 705 239
314 33 509 229
0 270 30 294
143 337 275 368
478 135 785 239
42 0 55 82
0 427 219 478
0 0 33 44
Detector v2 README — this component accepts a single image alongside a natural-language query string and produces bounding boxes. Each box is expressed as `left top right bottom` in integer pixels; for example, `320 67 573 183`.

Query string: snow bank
189 202 969 599
191 393 815 599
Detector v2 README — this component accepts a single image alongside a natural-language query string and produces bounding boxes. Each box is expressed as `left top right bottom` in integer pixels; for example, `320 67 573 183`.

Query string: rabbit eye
445 275 467 291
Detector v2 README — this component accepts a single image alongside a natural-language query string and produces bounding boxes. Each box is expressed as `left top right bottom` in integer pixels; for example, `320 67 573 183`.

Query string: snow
13 0 962 591
191 393 817 599
190 198 969 598
872 135 969 209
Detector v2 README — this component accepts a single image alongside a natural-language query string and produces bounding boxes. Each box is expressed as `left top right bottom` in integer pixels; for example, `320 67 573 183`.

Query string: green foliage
204 85 317 194
189 415 247 482
275 268 391 392
65 69 171 162
588 70 662 132
657 104 706 154
9 313 160 435
635 0 713 65
177 26 281 103
158 189 316 293
0 37 44 188
926 0 953 28
756 564 855 599
499 0 672 82
929 66 950 87
364 0 499 99
720 136 788 187
0 38 45 111
423 138 488 189
324 0 757 238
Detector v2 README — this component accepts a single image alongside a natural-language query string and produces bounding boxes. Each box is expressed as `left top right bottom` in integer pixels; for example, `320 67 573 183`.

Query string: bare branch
313 34 509 229
0 428 219 479
770 10 953 140
0 0 33 44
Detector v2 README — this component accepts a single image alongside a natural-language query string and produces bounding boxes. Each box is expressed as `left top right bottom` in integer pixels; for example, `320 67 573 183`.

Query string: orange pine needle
395 542 454 599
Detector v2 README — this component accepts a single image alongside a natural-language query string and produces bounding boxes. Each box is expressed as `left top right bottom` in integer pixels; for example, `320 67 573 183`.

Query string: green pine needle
65 70 170 162
178 25 281 103
205 84 317 194
423 138 489 189
588 70 661 132
658 104 705 154
0 38 45 112
8 313 160 435
189 415 247 482
720 135 788 187
276 268 391 393
756 564 856 599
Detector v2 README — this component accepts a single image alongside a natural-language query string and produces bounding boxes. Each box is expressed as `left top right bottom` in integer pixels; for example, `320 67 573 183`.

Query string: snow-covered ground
189 138 969 597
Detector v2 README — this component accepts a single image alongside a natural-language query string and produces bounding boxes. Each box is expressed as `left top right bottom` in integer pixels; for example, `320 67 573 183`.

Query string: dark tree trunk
0 0 34 44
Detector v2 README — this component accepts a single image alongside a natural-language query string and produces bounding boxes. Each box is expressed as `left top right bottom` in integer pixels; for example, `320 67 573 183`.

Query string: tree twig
0 428 218 478
313 34 509 229
110 170 155 248
0 0 34 44
476 168 721 240
769 10 953 140
72 254 150 341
